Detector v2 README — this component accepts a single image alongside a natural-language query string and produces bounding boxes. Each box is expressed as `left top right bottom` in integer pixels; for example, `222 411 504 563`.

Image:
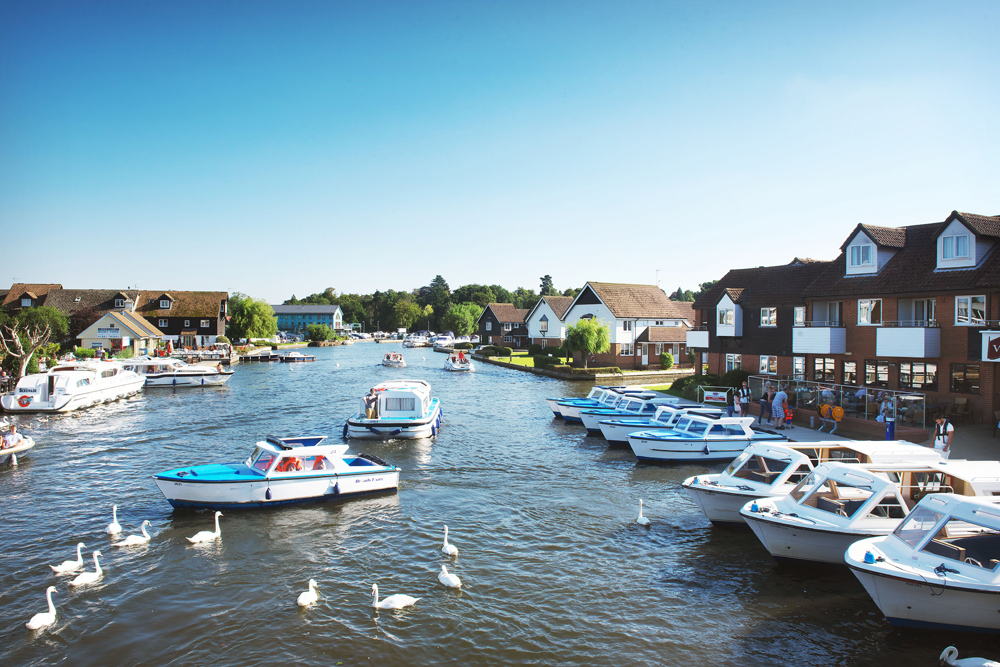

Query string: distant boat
443 351 474 372
344 379 442 440
281 352 316 363
123 356 234 387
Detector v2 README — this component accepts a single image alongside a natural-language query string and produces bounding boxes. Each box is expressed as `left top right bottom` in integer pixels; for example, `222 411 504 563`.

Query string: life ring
17 395 31 408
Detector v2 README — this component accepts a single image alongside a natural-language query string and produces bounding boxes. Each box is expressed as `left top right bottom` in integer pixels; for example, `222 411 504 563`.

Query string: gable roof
133 291 227 318
523 295 575 323
841 224 907 251
941 210 1000 240
272 304 342 315
635 324 690 343
1 283 62 308
79 310 163 340
480 303 528 324
43 289 142 317
577 282 691 319
693 260 833 310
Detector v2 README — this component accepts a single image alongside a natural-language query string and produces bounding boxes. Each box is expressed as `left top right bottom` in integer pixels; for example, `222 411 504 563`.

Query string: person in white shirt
2 424 23 449
933 415 954 459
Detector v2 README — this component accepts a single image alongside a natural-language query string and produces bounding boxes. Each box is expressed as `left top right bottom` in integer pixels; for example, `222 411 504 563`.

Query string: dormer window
718 309 734 326
942 234 971 260
115 299 125 308
539 315 549 333
849 244 873 267
160 299 171 309
21 298 31 307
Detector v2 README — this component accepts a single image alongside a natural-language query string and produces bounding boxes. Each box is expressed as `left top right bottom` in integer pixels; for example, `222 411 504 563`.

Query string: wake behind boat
344 379 442 440
153 435 399 509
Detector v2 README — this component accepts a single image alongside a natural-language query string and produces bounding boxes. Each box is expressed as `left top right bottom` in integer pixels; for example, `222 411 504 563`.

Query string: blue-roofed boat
579 394 679 433
626 415 786 463
598 404 726 444
153 435 400 509
344 379 442 440
556 387 656 423
544 385 647 419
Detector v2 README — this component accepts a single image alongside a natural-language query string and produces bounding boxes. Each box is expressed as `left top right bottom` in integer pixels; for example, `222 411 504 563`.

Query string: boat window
586 388 601 400
602 394 619 406
675 417 692 431
76 379 91 387
274 456 305 473
101 369 117 378
384 397 415 412
789 471 832 503
707 424 727 436
892 505 945 548
919 516 1000 569
641 404 656 414
686 421 708 436
729 454 793 482
302 455 330 471
864 490 908 520
724 451 753 476
253 450 277 472
802 479 875 517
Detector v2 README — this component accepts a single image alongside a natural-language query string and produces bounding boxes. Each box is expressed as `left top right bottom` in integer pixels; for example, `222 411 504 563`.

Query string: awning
181 330 197 335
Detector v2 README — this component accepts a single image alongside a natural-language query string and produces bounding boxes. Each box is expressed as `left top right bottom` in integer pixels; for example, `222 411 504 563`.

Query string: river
0 344 993 665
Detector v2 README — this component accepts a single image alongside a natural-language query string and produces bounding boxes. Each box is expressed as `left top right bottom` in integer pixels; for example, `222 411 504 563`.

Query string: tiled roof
485 303 528 323
859 224 907 248
88 311 163 339
724 288 744 303
43 289 142 316
542 296 574 320
134 291 227 318
272 304 342 315
586 282 690 319
635 324 690 343
693 260 832 310
951 211 1000 239
1 283 62 308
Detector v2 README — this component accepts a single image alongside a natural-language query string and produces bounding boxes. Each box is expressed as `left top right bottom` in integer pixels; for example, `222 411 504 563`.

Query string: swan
371 583 419 610
25 586 57 630
116 520 152 547
187 511 223 543
940 646 1000 666
438 564 461 588
106 505 122 536
70 551 103 587
297 579 319 607
441 525 458 557
50 542 87 574
636 499 650 526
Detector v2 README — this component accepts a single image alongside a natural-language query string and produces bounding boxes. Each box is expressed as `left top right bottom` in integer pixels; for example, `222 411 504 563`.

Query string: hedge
528 343 543 356
720 369 751 388
454 342 473 350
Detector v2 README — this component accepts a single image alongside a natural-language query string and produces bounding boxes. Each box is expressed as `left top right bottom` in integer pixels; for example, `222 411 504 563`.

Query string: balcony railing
792 321 845 327
881 320 939 328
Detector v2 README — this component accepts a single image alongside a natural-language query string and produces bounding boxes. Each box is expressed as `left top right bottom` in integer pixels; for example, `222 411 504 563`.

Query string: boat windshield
251 448 277 472
916 515 1000 569
727 452 796 483
789 470 832 503
799 478 876 518
892 505 945 548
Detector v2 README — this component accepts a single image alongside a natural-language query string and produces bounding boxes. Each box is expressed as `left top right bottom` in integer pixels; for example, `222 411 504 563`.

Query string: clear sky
2 1 998 302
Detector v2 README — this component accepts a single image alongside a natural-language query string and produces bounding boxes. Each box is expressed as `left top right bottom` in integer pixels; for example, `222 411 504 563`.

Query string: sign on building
982 331 1000 361
97 327 122 339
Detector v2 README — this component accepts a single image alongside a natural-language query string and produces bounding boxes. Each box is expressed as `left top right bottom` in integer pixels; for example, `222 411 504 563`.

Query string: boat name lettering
355 477 383 484
18 388 39 393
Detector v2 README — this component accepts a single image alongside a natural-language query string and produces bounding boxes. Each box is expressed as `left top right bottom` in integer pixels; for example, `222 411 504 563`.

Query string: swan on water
50 542 87 574
26 586 57 630
371 583 419 610
116 521 152 547
187 511 223 543
940 646 1000 666
636 499 650 526
106 505 122 536
297 579 319 607
438 565 461 588
441 525 458 557
70 551 103 587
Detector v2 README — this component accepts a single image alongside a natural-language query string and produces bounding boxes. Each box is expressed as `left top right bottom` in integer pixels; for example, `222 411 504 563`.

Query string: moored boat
598 404 725 444
123 356 234 387
1 361 143 413
626 415 786 463
281 351 316 363
153 435 399 509
556 387 656 423
344 379 442 440
239 349 282 362
403 335 429 348
579 394 679 434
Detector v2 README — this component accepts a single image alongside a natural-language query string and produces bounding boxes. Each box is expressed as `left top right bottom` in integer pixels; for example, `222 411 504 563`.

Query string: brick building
477 303 530 348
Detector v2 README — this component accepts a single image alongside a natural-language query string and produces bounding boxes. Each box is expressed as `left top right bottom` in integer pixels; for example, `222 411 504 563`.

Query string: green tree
489 285 514 304
0 306 70 377
669 287 695 302
539 275 557 296
228 293 278 341
562 287 581 298
306 324 333 341
394 300 423 331
441 303 481 336
564 318 611 369
659 352 674 370
512 287 539 311
692 280 718 301
451 284 496 308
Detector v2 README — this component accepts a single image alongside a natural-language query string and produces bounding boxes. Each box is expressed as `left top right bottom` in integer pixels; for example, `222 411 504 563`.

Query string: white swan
940 646 1000 666
187 511 223 543
371 583 419 610
50 542 87 574
70 551 103 587
438 564 461 588
297 579 319 607
441 525 458 557
26 586 57 630
106 505 122 536
636 499 650 526
116 520 152 547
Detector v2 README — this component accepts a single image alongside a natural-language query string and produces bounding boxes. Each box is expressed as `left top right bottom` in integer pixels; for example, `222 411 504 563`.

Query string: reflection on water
0 344 994 666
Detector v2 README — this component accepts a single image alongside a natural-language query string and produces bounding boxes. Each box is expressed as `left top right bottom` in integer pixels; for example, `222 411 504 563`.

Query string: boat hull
742 511 873 564
145 373 233 387
682 483 764 525
345 407 442 440
628 436 753 463
0 437 35 465
598 419 666 443
1 378 144 413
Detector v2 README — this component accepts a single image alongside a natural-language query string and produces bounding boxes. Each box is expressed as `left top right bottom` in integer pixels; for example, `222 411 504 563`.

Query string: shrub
75 347 96 359
535 354 564 368
114 348 135 359
498 346 513 357
216 335 230 344
307 324 333 342
659 352 674 370
454 342 473 350
544 345 563 356
479 346 498 357
528 343 543 356
720 369 751 388
566 366 621 375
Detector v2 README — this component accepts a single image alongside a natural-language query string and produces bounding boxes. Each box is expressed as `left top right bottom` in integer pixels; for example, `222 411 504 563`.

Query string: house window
793 306 805 327
942 234 971 259
184 320 190 327
899 362 938 390
503 335 512 343
503 323 512 331
21 298 31 307
718 309 734 326
760 308 777 327
850 243 874 267
951 364 980 394
539 316 548 333
623 321 632 332
115 299 125 308
486 321 492 331
793 357 805 380
160 299 171 309
912 298 936 326
843 361 857 385
654 343 663 355
814 357 835 382
955 295 986 325
158 319 168 328
865 359 889 387
725 354 741 371
654 320 664 326
620 343 634 356
759 355 777 374
858 299 882 325
200 320 210 328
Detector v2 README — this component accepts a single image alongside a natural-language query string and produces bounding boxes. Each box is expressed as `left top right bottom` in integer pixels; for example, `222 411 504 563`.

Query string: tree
0 307 70 377
394 300 423 331
512 287 539 311
451 284 495 308
562 287 581 298
306 324 333 341
659 352 674 370
692 280 718 301
228 293 277 341
489 285 514 304
441 303 481 336
564 318 611 369
539 275 557 296
669 287 695 302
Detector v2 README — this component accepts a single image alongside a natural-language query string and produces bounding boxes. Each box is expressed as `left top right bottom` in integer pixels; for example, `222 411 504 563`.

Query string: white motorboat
453 335 471 345
443 351 474 372
846 494 1000 633
579 394 680 434
1 361 144 413
381 351 407 368
741 460 1000 565
0 434 35 466
239 349 282 362
432 334 455 352
281 351 316 363
153 435 400 509
123 357 234 387
556 387 656 423
598 404 725 444
403 335 429 348
626 415 786 463
683 441 945 525
344 379 442 440
544 385 648 419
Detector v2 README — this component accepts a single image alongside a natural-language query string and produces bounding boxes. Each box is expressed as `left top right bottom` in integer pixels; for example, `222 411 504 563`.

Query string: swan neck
46 588 55 614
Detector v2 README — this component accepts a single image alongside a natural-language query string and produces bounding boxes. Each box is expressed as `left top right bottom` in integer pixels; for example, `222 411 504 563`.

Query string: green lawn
492 351 570 368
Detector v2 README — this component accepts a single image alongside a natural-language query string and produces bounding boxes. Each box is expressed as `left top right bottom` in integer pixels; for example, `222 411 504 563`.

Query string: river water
1 344 995 666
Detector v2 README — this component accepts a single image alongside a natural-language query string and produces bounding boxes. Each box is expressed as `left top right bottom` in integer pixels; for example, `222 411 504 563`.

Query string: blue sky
2 1 998 302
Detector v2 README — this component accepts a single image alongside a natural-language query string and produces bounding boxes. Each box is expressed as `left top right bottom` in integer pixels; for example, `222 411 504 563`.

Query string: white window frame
942 234 971 260
793 306 805 327
158 319 168 328
539 316 548 333
718 309 734 326
115 299 125 308
792 356 805 380
184 320 190 327
503 323 512 331
759 355 777 374
654 343 663 355
654 320 664 326
486 321 492 331
955 295 986 326
849 244 874 267
725 353 741 372
503 335 512 343
620 343 634 356
160 299 171 309
760 308 777 327
21 298 31 307
858 298 882 326
200 319 210 328
623 320 633 332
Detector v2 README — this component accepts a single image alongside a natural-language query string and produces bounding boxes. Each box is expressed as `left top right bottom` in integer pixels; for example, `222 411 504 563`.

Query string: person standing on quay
933 415 954 459
737 381 751 419
772 384 788 430
758 381 773 425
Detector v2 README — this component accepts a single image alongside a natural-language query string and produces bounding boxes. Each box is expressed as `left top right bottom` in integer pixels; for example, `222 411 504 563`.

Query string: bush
307 324 333 342
454 342 473 350
659 352 674 370
528 343 543 356
479 346 499 357
544 345 563 356
720 369 751 388
216 335 230 344
564 366 621 375
683 373 723 401
535 354 564 368
75 347 96 359
498 346 513 357
114 348 135 359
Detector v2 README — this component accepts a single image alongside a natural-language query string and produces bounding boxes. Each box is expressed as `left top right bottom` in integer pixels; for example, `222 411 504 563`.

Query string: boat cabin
244 436 391 477
889 494 1000 572
362 380 434 420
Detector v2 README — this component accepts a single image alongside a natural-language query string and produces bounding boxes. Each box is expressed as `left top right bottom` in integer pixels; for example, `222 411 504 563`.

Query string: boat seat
923 539 966 562
750 471 779 484
842 499 867 517
816 496 844 514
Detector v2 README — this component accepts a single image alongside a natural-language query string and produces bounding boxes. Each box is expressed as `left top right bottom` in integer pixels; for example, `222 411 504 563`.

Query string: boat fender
201 377 205 385
342 423 349 438
266 488 272 500
189 469 198 476
702 444 710 456
333 483 340 495
431 425 436 437
750 501 759 513
864 551 875 564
